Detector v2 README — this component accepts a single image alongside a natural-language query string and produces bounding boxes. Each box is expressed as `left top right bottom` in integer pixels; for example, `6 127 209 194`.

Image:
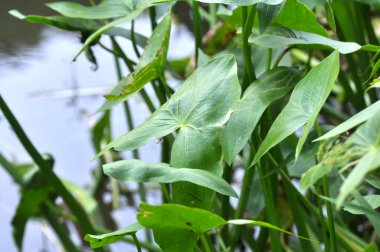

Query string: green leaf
250 24 361 54
103 159 238 198
221 67 302 164
84 222 144 249
252 51 339 166
257 2 285 34
137 203 226 252
98 14 171 111
157 0 285 6
344 195 380 215
315 100 380 141
12 188 51 250
363 243 379 252
273 0 329 36
9 10 98 31
71 0 157 60
95 55 240 158
47 0 153 20
325 1 336 33
63 181 98 214
337 113 380 207
171 128 224 208
228 219 317 242
9 10 148 48
366 177 380 190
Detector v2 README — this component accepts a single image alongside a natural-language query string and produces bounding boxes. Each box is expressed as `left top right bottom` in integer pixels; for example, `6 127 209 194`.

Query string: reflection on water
0 1 194 251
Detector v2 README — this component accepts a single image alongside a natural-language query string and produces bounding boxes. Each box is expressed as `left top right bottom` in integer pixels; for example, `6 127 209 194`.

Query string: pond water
0 1 194 251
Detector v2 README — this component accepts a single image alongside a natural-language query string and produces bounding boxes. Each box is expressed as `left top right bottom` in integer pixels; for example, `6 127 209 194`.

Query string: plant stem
131 20 141 58
242 6 257 89
0 95 98 242
273 46 292 68
229 165 255 250
316 121 337 252
220 164 232 245
200 234 211 252
41 205 80 252
209 4 218 27
149 7 157 30
192 1 202 66
161 183 172 203
132 234 143 252
266 48 272 71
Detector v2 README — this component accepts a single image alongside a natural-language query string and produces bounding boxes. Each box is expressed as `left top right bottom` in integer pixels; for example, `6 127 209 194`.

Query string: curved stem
0 96 99 244
192 1 202 66
132 234 143 252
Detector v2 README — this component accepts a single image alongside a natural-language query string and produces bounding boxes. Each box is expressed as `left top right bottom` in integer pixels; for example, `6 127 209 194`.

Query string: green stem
323 176 337 252
41 205 80 252
316 121 337 252
209 4 218 27
132 234 143 252
273 46 292 68
229 166 255 250
192 1 202 66
131 20 141 58
0 96 98 240
266 48 272 71
220 164 232 245
242 6 257 89
200 234 211 252
161 183 172 203
257 162 282 252
149 7 157 30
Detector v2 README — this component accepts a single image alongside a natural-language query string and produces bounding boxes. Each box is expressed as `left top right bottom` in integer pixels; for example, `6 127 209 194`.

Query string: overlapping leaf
95 55 240 158
103 159 238 198
252 51 339 166
157 0 284 6
272 0 328 36
301 112 380 208
257 2 285 34
98 14 171 111
137 203 314 251
221 67 302 164
137 203 226 252
337 113 380 207
49 0 158 59
84 223 144 248
9 10 147 47
171 128 224 208
46 0 154 20
9 10 98 31
344 195 380 215
250 25 361 54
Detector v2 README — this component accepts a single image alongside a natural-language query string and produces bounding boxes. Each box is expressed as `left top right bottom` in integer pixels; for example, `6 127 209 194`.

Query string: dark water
0 1 194 251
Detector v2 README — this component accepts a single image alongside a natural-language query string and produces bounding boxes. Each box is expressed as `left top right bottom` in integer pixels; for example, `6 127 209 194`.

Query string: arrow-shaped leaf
103 159 238 198
84 222 144 249
221 67 302 164
98 13 171 111
252 51 339 166
250 24 361 54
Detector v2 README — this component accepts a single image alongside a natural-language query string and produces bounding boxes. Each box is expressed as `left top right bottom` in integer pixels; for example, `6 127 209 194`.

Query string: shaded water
0 1 194 251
